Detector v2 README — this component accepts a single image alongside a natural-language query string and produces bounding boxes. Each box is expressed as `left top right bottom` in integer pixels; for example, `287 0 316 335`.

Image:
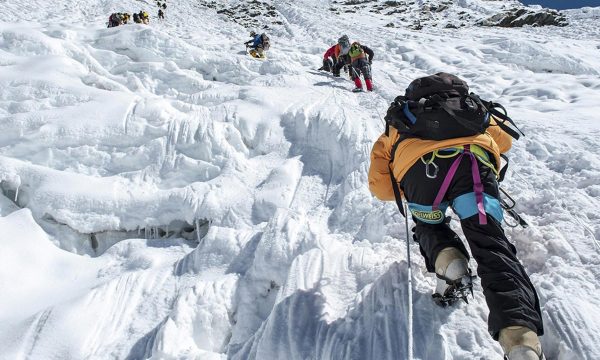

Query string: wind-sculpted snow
0 23 287 252
1 0 600 359
231 263 421 360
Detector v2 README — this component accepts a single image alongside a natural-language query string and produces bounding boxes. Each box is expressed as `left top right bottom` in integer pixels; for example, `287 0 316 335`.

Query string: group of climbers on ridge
108 1 165 28
107 11 150 28
156 1 167 20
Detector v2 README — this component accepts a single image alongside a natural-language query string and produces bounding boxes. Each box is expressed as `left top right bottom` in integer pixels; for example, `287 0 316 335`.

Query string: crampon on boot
432 247 475 307
500 326 545 360
433 272 475 307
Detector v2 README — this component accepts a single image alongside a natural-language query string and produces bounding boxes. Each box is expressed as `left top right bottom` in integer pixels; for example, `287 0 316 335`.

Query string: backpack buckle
418 98 430 112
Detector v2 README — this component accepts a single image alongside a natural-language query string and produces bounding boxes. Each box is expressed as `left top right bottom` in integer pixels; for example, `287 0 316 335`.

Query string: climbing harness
419 145 498 180
431 145 490 225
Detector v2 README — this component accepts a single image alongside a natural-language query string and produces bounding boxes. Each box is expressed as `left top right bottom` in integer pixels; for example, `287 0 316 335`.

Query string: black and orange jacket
368 118 512 201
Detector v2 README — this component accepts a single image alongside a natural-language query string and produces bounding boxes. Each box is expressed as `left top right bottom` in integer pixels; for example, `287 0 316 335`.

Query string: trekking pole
402 198 414 360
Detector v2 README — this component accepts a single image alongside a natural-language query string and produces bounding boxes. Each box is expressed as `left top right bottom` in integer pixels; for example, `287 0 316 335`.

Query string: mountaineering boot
353 78 363 92
499 326 544 360
432 247 473 306
365 79 373 91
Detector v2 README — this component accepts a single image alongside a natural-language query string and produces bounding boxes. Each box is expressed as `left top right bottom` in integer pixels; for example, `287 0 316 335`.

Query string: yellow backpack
349 42 364 58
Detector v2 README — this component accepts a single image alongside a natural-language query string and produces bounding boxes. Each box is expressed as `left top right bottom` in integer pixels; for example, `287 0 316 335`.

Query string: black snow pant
322 58 334 72
332 54 350 77
349 58 372 80
399 149 544 339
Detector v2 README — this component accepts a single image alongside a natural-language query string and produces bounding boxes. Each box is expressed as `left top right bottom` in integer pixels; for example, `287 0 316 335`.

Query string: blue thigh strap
407 192 503 224
452 192 503 223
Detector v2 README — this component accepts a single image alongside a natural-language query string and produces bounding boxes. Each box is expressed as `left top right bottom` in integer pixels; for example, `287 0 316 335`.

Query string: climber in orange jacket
368 73 544 360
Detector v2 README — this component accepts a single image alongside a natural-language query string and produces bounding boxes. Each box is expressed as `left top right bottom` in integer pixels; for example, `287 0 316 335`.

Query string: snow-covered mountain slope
1 0 599 359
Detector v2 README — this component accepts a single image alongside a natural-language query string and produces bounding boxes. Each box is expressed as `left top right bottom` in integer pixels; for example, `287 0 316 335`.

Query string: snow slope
1 0 599 359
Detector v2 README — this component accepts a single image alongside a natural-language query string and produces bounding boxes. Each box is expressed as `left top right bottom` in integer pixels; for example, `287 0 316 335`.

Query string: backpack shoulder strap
389 135 406 217
498 154 509 183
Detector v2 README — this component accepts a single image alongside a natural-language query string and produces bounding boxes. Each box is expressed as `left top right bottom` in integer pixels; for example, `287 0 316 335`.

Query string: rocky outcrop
203 0 283 30
331 0 569 30
479 8 568 27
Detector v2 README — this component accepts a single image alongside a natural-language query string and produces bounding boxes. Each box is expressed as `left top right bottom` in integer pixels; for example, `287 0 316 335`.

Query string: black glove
384 102 400 123
384 97 409 129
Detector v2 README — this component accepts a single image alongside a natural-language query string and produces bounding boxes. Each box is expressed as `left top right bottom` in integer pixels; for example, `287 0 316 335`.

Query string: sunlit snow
1 0 599 359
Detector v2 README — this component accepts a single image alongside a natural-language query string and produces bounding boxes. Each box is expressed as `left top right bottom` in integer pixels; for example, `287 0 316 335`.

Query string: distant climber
158 9 165 20
138 11 150 25
321 36 349 73
347 41 374 92
245 31 270 59
331 35 351 77
107 13 124 28
368 73 545 360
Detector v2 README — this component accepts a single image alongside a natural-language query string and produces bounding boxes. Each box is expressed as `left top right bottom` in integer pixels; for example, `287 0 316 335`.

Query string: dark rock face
479 8 568 27
204 0 282 30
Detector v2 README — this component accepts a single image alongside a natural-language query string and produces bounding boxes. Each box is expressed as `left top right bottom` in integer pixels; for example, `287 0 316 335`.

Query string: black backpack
384 73 523 142
384 73 525 218
261 34 270 50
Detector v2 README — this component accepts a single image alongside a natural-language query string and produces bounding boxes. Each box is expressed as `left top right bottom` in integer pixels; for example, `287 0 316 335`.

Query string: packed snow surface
1 0 600 359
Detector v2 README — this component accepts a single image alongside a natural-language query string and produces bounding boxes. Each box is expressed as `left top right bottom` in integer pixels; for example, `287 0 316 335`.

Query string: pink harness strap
432 145 487 225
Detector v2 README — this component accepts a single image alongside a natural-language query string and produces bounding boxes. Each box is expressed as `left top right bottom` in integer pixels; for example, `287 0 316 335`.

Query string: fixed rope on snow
402 199 414 360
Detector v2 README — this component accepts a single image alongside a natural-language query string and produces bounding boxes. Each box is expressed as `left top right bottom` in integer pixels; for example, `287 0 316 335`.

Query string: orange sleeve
488 116 513 154
368 133 396 201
